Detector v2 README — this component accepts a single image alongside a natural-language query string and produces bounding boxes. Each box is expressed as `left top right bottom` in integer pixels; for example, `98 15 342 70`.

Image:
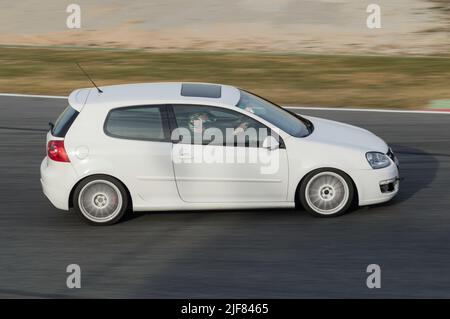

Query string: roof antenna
76 62 103 93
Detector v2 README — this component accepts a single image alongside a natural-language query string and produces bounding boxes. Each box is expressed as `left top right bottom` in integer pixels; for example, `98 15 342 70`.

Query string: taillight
47 140 70 162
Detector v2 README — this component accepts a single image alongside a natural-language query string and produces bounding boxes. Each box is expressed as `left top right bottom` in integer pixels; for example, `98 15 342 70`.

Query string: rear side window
104 105 168 141
52 106 79 137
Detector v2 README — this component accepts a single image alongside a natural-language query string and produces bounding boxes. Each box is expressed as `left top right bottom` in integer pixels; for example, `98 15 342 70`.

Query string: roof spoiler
68 88 92 112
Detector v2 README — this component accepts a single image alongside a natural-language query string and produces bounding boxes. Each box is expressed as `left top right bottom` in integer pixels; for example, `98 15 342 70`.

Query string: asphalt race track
0 95 449 298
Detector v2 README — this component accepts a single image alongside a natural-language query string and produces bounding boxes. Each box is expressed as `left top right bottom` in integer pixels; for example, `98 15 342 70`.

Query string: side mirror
171 135 181 144
262 135 279 150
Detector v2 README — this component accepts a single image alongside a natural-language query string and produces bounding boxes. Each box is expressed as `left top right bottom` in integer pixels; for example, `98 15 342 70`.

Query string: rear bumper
353 163 400 206
40 157 77 211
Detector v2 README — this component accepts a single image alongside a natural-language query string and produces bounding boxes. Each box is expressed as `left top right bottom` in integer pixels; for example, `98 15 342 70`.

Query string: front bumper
352 162 400 206
40 157 77 211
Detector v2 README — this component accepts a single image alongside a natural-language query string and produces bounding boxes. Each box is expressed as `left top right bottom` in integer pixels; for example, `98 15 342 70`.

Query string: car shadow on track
121 207 303 224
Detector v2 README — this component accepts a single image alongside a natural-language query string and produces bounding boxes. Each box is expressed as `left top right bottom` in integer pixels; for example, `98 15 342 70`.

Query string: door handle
179 154 192 159
178 152 192 160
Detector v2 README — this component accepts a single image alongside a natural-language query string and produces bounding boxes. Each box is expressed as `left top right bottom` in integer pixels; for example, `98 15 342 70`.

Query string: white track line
284 106 450 115
0 92 449 114
0 93 66 99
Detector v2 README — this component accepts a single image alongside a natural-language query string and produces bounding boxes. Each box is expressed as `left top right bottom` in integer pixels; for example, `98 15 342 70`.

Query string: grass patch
1 47 449 109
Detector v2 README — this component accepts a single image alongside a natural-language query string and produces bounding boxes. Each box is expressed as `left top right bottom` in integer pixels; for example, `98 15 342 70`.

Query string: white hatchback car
41 82 399 225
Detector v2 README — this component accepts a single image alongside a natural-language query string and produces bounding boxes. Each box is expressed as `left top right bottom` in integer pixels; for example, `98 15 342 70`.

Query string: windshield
236 90 311 137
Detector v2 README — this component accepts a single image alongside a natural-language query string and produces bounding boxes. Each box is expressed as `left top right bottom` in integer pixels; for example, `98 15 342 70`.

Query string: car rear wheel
73 175 128 225
299 169 354 217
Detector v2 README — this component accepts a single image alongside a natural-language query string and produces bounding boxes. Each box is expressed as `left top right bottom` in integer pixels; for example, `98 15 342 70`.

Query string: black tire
73 175 129 225
298 168 354 217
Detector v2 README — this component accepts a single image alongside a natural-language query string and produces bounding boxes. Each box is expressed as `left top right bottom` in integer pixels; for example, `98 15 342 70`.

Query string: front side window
236 90 311 137
172 104 270 147
104 105 168 141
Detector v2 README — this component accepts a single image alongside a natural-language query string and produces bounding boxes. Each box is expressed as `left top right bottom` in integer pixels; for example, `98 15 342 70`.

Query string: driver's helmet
188 112 213 133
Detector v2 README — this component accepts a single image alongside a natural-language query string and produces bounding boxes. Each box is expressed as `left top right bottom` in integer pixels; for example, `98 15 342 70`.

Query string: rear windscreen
52 106 79 137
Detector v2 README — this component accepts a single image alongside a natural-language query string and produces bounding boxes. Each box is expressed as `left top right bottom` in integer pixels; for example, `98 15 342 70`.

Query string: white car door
170 104 288 203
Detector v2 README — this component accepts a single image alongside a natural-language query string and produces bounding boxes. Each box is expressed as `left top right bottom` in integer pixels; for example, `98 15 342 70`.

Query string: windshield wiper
304 118 314 134
285 109 314 135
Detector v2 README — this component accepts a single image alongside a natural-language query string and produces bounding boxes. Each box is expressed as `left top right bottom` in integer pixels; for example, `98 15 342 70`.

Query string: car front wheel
73 175 129 225
299 169 354 217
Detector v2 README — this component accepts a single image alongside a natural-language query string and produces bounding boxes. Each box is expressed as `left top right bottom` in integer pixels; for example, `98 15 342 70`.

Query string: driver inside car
188 112 214 134
234 105 257 134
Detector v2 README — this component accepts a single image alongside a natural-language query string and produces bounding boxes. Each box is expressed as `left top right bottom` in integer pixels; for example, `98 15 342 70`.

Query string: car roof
68 82 241 111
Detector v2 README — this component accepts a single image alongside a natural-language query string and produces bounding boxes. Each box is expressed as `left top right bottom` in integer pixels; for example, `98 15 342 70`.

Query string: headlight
366 152 391 169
